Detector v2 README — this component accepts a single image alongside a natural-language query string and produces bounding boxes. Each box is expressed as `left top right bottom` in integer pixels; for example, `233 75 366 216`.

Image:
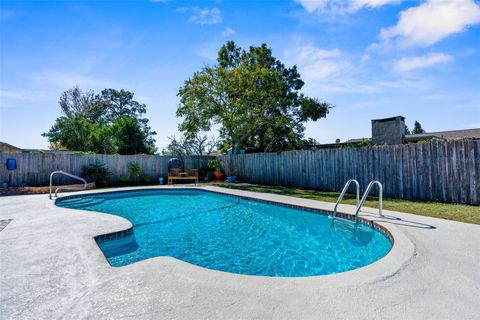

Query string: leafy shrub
119 175 130 185
357 138 375 147
198 166 214 181
208 158 222 173
140 174 153 184
81 162 111 187
128 161 141 182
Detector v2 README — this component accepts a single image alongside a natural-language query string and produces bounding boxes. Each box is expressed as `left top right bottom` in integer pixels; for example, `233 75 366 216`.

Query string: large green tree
43 88 157 154
111 115 156 155
43 117 117 154
177 41 332 153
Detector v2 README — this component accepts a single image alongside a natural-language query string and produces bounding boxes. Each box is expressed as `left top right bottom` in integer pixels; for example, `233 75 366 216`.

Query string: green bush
81 162 111 187
357 138 375 147
140 174 153 184
208 158 222 174
199 166 214 181
128 161 141 183
119 175 130 185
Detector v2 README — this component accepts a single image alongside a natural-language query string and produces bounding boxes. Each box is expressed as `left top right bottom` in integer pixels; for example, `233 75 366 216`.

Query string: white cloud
393 53 453 72
0 89 57 108
221 27 235 37
194 42 220 60
282 45 373 94
381 0 480 48
295 0 329 13
295 0 401 14
283 43 439 95
351 0 403 10
23 70 121 89
188 7 222 25
284 45 349 82
361 54 370 62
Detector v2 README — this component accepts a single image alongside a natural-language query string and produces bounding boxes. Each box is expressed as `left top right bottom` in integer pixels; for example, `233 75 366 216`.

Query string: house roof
404 128 480 142
312 138 368 148
344 138 366 144
320 127 480 147
1 142 78 154
22 149 77 154
0 142 24 152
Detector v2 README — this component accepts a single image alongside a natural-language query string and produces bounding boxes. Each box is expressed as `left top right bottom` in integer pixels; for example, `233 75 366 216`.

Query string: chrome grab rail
332 179 360 221
49 170 87 199
354 180 383 224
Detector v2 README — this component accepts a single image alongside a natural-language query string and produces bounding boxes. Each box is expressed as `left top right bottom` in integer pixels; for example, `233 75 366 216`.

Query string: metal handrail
49 170 87 199
354 180 383 223
332 179 360 221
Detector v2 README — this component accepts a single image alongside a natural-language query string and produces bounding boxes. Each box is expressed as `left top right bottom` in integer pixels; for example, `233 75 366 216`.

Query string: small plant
208 158 222 174
81 162 111 187
128 161 141 183
119 175 130 185
198 166 214 181
410 138 437 144
357 138 375 147
208 158 223 181
140 174 153 184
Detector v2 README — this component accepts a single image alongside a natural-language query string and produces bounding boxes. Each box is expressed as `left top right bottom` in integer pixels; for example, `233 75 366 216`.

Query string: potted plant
208 158 223 181
226 168 237 183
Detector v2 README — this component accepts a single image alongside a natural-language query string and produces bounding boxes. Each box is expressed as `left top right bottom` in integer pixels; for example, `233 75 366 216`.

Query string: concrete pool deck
1 185 479 319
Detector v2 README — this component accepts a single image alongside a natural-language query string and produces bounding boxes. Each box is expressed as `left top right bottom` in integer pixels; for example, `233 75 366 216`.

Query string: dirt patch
0 182 96 196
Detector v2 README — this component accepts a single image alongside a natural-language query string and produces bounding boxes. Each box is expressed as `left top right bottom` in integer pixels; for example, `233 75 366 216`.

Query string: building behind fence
1 140 479 205
221 140 480 205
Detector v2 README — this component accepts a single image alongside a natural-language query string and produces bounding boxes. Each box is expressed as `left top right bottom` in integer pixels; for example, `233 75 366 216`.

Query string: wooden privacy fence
1 140 478 205
221 140 480 205
0 153 212 187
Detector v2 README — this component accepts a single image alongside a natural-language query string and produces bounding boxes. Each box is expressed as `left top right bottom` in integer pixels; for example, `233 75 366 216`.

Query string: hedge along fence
0 153 212 187
221 140 480 205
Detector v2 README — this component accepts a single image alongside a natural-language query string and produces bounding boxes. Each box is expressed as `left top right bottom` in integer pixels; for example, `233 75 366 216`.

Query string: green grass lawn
210 182 480 225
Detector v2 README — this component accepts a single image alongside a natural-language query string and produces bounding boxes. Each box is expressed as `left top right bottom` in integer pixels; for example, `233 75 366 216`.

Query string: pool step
332 218 357 234
332 216 355 224
97 234 139 258
58 197 105 208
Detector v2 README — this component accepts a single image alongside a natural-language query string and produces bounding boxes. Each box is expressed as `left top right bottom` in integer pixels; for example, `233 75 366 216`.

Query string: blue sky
1 0 479 151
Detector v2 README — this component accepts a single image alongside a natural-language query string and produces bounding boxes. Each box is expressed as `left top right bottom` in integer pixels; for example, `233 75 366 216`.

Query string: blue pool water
57 189 392 277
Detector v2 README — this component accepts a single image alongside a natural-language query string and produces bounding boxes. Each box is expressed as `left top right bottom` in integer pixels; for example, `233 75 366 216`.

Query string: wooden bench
167 169 198 185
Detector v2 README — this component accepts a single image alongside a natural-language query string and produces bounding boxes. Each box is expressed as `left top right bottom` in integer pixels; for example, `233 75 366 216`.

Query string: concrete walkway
1 186 479 320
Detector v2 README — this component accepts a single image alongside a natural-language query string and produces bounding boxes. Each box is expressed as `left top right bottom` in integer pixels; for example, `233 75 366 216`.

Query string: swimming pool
57 189 392 277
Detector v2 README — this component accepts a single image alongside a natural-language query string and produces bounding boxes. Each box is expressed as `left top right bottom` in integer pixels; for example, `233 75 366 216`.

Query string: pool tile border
95 227 134 243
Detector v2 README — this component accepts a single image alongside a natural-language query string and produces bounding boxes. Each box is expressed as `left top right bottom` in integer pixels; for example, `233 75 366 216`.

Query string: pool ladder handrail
332 179 360 224
353 180 383 224
49 170 87 200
